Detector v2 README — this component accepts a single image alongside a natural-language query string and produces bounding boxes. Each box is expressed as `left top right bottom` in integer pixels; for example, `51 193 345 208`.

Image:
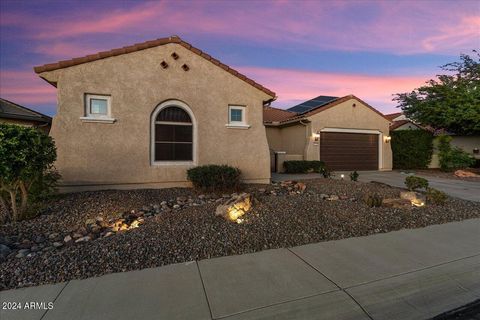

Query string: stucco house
34 36 275 191
264 95 393 172
386 112 479 168
386 112 424 131
0 98 52 133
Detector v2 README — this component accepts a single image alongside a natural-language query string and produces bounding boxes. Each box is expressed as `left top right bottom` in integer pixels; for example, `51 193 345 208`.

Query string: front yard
1 178 479 291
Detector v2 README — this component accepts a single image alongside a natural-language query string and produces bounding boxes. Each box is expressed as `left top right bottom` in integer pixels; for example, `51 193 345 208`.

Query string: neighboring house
385 112 423 131
386 112 479 168
0 98 52 133
34 36 275 191
264 95 393 172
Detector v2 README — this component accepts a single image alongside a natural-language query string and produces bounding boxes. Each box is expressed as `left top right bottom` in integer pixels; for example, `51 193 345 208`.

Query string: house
34 36 275 191
0 98 52 133
386 112 479 168
264 95 393 172
385 112 423 131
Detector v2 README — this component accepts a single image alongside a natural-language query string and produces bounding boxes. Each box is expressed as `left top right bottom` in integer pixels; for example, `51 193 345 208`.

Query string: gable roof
287 95 339 113
263 106 297 122
264 94 390 125
0 98 52 123
34 36 276 98
385 112 402 121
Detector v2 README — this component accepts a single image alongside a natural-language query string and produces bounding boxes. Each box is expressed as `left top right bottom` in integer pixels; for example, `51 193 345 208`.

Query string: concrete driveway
272 171 480 202
2 218 480 320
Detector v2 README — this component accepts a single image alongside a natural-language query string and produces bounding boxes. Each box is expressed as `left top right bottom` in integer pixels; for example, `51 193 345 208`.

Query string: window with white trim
154 106 193 161
82 94 114 122
227 105 249 128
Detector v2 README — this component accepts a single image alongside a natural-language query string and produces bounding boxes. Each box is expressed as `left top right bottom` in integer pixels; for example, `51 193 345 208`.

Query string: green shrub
0 124 58 223
404 176 429 191
391 130 434 169
350 171 359 181
363 193 383 207
187 165 241 191
437 135 475 171
426 187 447 205
283 160 326 174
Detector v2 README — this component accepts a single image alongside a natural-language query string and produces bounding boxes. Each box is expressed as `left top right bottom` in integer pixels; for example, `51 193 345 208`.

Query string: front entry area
320 131 379 170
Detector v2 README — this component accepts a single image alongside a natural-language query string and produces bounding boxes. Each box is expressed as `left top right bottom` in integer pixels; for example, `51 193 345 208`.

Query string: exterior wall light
312 133 320 142
384 136 391 143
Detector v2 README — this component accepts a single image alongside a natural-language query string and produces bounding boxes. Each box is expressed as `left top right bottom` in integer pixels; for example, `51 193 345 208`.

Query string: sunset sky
0 0 479 116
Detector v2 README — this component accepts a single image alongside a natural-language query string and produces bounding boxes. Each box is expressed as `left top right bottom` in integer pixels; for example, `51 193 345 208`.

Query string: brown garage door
320 132 378 170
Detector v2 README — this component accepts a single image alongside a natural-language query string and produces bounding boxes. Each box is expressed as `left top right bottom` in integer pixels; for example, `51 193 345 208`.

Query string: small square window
90 99 108 115
84 94 112 121
228 105 247 126
230 109 242 122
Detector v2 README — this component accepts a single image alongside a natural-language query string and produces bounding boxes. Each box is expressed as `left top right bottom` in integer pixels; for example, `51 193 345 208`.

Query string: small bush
187 165 241 191
0 124 58 223
391 130 434 169
426 187 447 205
363 193 383 207
350 171 359 181
283 160 326 174
437 135 475 171
405 176 429 191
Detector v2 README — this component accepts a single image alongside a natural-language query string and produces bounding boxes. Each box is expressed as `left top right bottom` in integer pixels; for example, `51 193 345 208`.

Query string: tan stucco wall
429 135 480 168
40 43 272 188
264 98 393 171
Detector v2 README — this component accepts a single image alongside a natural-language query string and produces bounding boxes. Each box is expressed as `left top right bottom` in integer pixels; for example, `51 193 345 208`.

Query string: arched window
152 104 193 162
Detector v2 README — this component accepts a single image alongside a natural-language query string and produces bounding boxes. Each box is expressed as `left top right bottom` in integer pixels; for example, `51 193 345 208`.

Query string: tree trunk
19 181 29 219
9 190 18 222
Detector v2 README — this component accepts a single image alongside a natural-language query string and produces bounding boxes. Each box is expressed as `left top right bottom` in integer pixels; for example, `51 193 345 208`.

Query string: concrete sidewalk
2 219 479 320
272 171 480 202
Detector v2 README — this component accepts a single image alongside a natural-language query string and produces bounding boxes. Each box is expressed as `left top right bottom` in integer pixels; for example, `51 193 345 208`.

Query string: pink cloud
34 43 102 59
0 70 56 105
2 1 477 55
237 66 432 114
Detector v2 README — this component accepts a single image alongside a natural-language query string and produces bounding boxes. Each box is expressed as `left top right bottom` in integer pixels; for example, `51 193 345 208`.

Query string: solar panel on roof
287 95 339 114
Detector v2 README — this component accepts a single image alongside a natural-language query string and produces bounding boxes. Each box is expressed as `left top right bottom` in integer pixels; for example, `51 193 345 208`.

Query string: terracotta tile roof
34 36 276 98
265 94 390 126
263 106 297 123
385 112 402 120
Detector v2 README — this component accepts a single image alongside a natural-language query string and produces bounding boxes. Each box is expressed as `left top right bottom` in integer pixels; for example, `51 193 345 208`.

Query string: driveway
272 171 480 202
2 218 480 320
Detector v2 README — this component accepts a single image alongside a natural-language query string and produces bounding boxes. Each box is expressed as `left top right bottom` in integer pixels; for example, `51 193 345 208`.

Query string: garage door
320 132 378 170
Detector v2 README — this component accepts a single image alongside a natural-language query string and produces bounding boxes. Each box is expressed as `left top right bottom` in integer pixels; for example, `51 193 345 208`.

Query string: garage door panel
320 132 378 170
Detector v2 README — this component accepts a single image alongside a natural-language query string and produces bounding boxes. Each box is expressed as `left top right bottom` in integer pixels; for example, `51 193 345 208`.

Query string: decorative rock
48 233 58 240
64 235 72 243
85 218 96 226
72 233 82 239
34 235 45 244
216 193 252 222
319 194 329 200
0 244 12 259
75 236 91 243
53 242 63 248
16 249 29 258
400 191 426 207
382 198 412 209
173 204 180 209
327 195 339 201
454 170 479 178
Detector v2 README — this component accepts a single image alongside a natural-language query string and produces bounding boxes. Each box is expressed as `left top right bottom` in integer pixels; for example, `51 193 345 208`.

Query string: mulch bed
1 179 479 291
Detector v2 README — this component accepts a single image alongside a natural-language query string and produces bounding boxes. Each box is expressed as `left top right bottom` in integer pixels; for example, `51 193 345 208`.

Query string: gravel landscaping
1 178 479 291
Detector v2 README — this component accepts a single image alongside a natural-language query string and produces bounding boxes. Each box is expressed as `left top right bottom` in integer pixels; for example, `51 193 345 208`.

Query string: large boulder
454 170 479 178
215 193 252 222
382 198 412 209
400 191 426 207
